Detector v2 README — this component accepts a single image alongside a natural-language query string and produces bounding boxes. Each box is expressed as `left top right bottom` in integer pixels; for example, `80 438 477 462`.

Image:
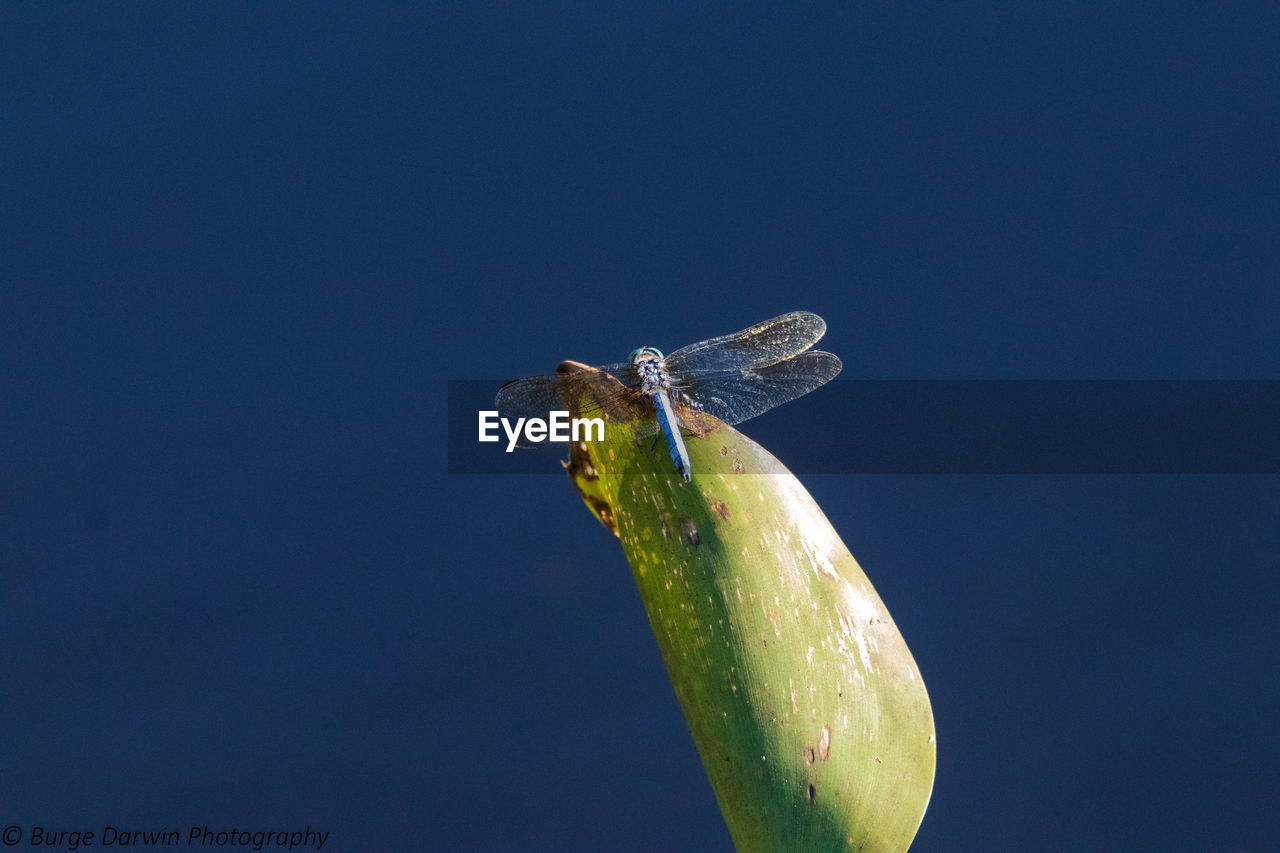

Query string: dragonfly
494 310 842 480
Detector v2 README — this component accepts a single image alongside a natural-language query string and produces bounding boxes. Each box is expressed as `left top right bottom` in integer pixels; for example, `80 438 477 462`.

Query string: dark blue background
3 5 1278 851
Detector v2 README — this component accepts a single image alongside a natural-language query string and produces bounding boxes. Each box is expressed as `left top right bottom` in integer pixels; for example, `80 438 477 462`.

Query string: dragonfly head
629 346 664 366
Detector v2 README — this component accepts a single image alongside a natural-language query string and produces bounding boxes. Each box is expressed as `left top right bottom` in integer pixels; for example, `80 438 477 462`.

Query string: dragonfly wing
678 350 842 426
495 362 649 447
663 311 828 375
495 375 571 422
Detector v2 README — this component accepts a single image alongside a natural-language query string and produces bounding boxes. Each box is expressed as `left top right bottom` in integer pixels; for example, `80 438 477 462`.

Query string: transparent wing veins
663 310 828 376
675 350 843 425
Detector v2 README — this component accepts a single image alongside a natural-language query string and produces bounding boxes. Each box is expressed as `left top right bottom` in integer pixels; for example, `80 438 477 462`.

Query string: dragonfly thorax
630 347 671 395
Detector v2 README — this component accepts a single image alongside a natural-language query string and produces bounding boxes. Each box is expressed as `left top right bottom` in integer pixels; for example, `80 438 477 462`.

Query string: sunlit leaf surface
554 363 936 852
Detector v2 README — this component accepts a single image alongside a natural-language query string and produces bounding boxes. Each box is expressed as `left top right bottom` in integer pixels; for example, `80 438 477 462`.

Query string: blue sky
3 5 1279 850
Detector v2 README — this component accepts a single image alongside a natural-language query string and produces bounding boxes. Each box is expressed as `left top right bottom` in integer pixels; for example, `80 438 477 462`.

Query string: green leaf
556 363 936 851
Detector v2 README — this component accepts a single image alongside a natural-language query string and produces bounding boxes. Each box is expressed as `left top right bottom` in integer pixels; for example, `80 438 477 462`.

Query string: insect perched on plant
495 311 841 480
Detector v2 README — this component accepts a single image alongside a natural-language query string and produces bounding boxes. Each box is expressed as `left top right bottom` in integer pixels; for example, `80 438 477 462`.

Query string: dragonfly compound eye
629 346 665 365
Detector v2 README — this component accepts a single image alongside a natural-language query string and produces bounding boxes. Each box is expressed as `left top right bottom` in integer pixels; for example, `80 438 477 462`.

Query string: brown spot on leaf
807 783 816 802
682 519 700 549
568 455 598 482
586 497 617 536
708 497 731 523
804 746 816 765
818 724 831 761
